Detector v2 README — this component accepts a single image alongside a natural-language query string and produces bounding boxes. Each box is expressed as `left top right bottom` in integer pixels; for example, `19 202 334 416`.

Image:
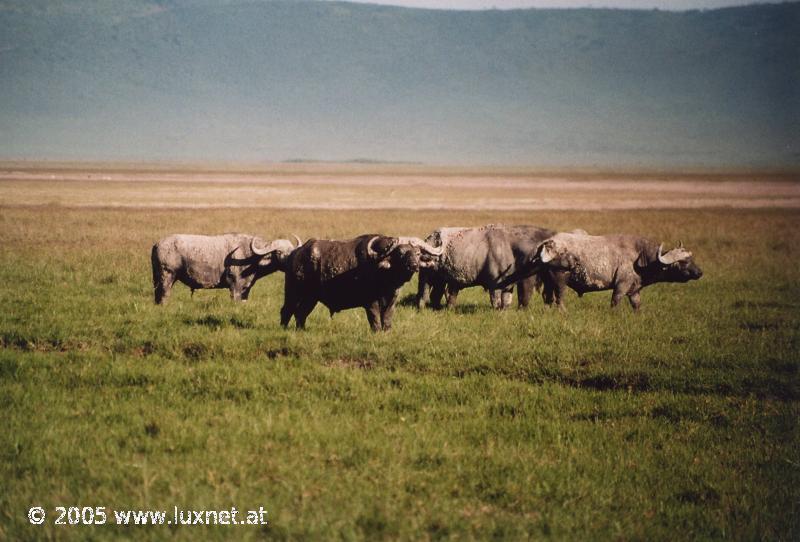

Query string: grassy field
1 173 799 539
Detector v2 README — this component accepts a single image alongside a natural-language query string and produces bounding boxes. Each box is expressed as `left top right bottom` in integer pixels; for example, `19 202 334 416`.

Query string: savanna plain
1 164 798 540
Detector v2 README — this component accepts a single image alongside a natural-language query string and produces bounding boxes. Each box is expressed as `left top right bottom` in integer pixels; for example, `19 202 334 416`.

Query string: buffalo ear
635 247 658 271
377 260 392 269
384 237 400 255
258 251 282 267
538 241 558 263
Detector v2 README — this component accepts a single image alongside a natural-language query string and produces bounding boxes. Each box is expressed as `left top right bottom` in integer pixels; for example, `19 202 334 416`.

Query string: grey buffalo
416 224 555 310
506 232 703 310
151 233 300 304
281 234 442 331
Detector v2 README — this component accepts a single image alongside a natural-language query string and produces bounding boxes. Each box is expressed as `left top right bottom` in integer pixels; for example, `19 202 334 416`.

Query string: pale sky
327 0 785 10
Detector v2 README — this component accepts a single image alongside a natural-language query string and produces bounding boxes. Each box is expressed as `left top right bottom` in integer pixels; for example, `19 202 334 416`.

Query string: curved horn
397 237 444 256
366 236 381 259
678 240 684 249
291 234 302 249
421 242 444 256
539 243 554 263
657 243 668 265
251 237 271 256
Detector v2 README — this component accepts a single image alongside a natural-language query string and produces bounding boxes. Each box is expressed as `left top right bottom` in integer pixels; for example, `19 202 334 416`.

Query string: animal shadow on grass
451 304 486 315
731 300 798 310
183 315 254 330
397 293 418 308
559 371 797 401
397 293 484 313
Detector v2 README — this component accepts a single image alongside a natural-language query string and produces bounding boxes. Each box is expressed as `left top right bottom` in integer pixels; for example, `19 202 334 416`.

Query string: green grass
1 207 798 540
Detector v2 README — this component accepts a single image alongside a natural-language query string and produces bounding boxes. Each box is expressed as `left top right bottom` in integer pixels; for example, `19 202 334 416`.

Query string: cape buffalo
151 233 300 304
416 224 555 310
506 232 703 310
281 234 442 331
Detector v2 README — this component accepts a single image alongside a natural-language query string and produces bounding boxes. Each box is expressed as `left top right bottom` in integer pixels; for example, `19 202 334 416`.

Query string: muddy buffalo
151 233 300 304
504 232 703 310
281 234 442 331
416 224 555 310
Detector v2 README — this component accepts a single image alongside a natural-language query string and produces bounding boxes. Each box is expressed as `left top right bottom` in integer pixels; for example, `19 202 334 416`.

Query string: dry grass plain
1 162 799 540
1 162 798 211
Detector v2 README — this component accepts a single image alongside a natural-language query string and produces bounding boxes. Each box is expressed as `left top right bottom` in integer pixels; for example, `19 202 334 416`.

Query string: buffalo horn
657 243 688 265
251 238 271 256
539 241 555 263
366 236 381 259
397 237 444 256
657 243 667 264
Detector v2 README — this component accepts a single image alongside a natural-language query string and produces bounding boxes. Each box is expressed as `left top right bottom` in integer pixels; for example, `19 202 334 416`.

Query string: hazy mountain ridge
1 0 798 167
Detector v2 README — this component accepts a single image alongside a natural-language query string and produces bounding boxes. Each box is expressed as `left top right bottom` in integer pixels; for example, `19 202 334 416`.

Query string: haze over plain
1 0 798 168
328 0 784 10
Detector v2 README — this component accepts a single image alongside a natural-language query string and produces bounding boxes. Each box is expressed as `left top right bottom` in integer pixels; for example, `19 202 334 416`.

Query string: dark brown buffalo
281 234 442 331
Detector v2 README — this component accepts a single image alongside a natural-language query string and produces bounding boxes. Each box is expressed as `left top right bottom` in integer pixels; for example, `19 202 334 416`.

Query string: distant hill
1 0 798 168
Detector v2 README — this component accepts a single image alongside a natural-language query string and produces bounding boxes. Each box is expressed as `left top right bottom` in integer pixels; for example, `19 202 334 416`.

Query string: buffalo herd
151 224 703 331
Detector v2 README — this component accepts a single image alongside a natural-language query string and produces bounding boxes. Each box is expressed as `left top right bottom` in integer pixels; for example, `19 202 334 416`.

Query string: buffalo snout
401 249 421 272
672 261 702 282
689 264 703 280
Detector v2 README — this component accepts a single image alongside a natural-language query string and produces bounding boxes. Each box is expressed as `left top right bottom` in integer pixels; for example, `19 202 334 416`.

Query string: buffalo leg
280 282 299 328
240 285 253 302
612 279 637 309
628 291 642 311
154 271 175 304
294 298 317 330
445 285 461 308
429 280 446 310
280 302 296 328
517 277 535 308
501 288 513 309
365 301 382 332
552 273 568 311
489 288 513 310
416 271 431 310
612 282 634 308
380 293 399 331
541 271 557 306
489 289 502 309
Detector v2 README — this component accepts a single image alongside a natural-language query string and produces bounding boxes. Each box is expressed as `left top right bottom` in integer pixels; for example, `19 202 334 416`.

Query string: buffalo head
536 239 579 270
650 242 703 282
366 236 443 273
251 235 302 271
